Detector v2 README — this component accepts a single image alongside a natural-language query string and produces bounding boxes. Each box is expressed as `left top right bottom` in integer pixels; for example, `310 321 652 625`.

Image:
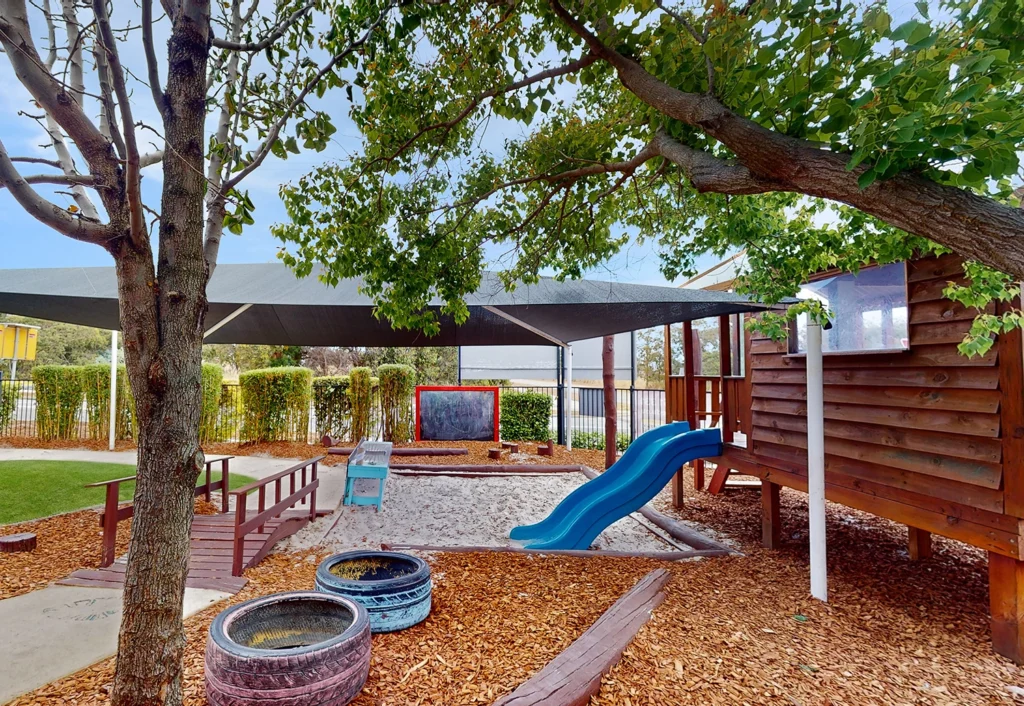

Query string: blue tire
315 551 431 633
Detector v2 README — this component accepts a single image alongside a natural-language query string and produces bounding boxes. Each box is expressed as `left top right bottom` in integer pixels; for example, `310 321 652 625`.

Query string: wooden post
204 461 212 504
719 314 733 443
663 324 671 420
761 480 781 550
221 458 230 514
673 321 697 508
602 335 617 470
999 302 1024 518
101 483 119 567
908 527 933 561
990 551 1024 664
232 493 247 577
310 461 318 520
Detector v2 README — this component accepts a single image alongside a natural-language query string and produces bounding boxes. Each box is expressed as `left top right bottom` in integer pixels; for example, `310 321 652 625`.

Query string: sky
0 3 711 288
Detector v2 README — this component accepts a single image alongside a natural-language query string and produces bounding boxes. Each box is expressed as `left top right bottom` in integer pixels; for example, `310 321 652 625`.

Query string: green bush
312 375 351 441
199 364 223 444
33 365 85 440
217 383 244 442
80 364 135 441
378 364 416 442
0 381 16 433
348 367 373 442
571 430 630 452
239 367 312 442
501 391 552 441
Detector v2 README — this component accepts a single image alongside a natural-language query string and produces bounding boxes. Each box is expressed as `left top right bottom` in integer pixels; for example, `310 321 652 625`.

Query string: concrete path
0 584 228 703
0 448 349 701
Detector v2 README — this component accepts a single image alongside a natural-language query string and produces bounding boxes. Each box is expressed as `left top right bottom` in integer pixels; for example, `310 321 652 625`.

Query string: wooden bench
230 456 323 576
88 456 234 567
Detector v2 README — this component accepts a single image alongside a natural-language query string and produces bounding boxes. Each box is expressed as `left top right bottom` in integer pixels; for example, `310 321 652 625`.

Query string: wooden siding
713 254 1024 559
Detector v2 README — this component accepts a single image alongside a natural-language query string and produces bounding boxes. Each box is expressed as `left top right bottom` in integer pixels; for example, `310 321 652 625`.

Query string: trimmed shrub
80 364 136 441
571 430 630 452
500 391 552 441
378 364 416 442
217 383 244 442
348 367 373 442
199 364 224 444
312 375 351 440
0 381 16 433
239 367 312 442
34 365 85 440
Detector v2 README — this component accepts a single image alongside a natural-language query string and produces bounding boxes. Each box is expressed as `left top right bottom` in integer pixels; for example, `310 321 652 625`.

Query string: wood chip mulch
1 499 221 601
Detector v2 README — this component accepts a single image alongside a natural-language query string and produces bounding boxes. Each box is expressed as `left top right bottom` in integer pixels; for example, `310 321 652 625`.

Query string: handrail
92 455 234 567
231 456 321 576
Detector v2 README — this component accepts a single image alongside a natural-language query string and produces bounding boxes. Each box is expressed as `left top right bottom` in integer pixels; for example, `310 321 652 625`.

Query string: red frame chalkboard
414 385 500 442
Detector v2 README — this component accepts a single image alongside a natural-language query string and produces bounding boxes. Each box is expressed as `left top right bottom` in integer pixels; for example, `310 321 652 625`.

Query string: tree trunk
603 335 616 469
111 4 211 706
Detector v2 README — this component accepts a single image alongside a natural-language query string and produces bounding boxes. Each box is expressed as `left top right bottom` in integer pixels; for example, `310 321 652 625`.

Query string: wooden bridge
59 456 324 595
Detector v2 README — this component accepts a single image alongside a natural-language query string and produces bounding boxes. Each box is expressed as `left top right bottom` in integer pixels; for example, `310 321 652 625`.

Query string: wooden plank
990 552 1024 664
906 253 965 282
751 366 1000 390
910 320 974 346
750 439 1006 514
910 299 993 324
750 463 1019 557
750 398 1001 438
752 345 997 369
750 383 1001 413
492 570 671 706
752 411 1002 463
908 527 933 561
910 276 968 303
1000 319 1024 519
750 338 788 355
762 481 780 550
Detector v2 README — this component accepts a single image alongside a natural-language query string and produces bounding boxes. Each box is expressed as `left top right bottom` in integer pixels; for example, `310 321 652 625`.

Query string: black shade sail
0 264 774 346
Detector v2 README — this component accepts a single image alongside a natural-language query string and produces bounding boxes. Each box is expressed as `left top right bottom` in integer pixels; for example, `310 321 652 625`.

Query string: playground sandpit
290 472 680 553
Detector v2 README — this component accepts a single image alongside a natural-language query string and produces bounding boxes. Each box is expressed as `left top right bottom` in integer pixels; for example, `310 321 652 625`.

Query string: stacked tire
316 551 432 633
205 592 370 706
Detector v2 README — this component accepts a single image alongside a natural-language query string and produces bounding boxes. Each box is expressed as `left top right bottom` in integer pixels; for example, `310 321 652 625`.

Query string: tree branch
0 138 113 243
654 0 713 94
92 0 145 248
0 173 99 187
210 0 314 51
141 0 165 117
11 156 62 168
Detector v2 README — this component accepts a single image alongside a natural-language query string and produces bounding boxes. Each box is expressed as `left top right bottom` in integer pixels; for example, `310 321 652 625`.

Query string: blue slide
510 423 722 550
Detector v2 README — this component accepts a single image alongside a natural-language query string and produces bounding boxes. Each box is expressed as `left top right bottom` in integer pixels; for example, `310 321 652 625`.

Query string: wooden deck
58 510 312 595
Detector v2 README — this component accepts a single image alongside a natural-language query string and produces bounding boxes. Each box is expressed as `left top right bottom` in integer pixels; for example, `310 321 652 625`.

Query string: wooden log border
491 569 671 706
328 447 470 457
381 544 729 560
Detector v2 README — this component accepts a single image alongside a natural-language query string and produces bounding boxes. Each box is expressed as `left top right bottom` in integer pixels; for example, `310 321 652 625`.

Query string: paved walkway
0 584 228 703
0 448 349 703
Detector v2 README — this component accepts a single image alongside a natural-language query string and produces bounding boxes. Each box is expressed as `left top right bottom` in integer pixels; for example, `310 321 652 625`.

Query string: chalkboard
416 386 499 442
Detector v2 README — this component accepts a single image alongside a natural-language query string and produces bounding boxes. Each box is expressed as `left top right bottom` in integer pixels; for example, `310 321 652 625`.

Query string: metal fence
0 379 666 447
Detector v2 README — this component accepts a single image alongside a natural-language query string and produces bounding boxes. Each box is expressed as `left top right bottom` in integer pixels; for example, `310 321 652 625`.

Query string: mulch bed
0 499 221 602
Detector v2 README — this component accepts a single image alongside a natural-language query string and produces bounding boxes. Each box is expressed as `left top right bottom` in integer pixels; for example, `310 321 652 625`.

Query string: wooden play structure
666 252 1024 663
60 456 325 593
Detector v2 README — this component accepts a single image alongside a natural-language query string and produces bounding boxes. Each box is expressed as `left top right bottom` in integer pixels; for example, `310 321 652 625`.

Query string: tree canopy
274 0 1023 353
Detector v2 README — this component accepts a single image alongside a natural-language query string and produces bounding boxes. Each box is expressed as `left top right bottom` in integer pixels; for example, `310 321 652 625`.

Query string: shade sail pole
565 344 573 451
806 322 827 601
109 330 118 451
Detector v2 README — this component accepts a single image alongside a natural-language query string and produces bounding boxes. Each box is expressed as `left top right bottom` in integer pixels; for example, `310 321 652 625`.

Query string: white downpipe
108 331 118 452
806 323 827 602
565 344 573 451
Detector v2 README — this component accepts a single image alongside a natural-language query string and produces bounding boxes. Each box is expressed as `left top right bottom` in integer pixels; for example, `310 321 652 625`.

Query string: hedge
378 364 416 442
348 367 374 442
239 367 312 442
33 365 85 441
500 391 552 441
312 375 351 440
80 364 135 441
199 364 223 444
0 381 16 433
571 430 630 452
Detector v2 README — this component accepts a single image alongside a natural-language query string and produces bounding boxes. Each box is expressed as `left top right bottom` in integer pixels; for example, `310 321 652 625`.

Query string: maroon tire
205 591 371 706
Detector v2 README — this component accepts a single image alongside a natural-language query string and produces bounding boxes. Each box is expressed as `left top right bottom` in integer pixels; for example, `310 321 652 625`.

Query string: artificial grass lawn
0 460 256 524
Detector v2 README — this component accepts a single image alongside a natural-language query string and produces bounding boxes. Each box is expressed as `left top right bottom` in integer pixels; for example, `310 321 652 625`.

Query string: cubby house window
791 262 910 354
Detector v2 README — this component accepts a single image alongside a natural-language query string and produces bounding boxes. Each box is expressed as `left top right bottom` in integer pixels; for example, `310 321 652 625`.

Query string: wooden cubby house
665 252 1024 663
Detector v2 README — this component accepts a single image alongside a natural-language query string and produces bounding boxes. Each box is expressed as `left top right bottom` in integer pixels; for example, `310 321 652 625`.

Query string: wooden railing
88 455 234 567
666 375 747 442
229 456 322 576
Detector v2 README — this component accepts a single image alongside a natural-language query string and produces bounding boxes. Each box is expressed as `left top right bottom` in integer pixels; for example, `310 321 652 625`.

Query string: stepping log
488 448 503 460
492 569 671 706
501 442 520 453
0 533 37 553
537 440 554 457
